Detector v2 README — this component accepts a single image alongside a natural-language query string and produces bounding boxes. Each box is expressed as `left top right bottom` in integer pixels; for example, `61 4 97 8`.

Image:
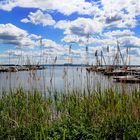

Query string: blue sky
0 0 140 64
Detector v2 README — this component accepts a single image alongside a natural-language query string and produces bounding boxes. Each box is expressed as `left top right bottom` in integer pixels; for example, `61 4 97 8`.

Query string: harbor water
0 66 139 94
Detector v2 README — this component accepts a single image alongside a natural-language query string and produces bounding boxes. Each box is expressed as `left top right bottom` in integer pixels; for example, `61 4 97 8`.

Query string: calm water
0 66 139 93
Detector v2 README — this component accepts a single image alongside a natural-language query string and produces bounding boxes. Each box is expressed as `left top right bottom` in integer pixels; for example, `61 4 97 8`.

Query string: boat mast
40 38 43 66
101 51 107 66
118 42 125 66
68 44 72 64
125 47 129 66
113 40 125 66
95 50 99 66
85 34 89 65
107 46 110 65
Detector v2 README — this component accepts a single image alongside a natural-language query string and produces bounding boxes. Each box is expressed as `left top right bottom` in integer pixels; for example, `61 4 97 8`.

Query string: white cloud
0 0 52 11
29 34 41 40
0 53 8 58
21 10 56 26
62 35 85 44
56 18 103 36
0 23 28 37
0 0 95 15
0 0 140 26
55 20 71 30
119 36 140 48
39 39 65 51
0 0 140 64
98 0 140 28
62 34 105 46
0 23 38 48
104 30 134 39
51 0 93 15
0 23 69 62
103 29 140 49
62 27 140 55
1 0 140 30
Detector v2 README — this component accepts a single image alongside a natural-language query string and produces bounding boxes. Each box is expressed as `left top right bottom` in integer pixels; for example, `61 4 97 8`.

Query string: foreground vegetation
0 88 140 140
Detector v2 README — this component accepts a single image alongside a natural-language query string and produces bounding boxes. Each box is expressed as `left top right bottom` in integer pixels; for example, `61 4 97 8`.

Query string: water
0 66 139 93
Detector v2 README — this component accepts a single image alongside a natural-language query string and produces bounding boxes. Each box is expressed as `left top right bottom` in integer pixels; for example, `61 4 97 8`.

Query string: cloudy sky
0 0 140 65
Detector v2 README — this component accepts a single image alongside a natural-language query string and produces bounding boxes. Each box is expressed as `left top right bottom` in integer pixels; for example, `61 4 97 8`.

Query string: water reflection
0 66 139 93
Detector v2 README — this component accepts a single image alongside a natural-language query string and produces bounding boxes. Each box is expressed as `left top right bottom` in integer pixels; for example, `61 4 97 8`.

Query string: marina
0 0 140 139
0 66 140 93
85 41 140 83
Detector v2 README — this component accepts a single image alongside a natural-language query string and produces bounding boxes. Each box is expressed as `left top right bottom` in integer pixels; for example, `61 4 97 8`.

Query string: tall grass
0 88 140 139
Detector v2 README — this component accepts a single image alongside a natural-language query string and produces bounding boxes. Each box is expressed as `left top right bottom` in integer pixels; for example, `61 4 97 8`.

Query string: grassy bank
0 88 140 140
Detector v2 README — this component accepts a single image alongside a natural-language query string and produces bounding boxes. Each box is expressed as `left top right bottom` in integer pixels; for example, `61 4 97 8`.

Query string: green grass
0 88 140 140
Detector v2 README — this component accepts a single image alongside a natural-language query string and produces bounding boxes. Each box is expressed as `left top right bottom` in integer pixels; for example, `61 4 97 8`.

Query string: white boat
113 75 140 83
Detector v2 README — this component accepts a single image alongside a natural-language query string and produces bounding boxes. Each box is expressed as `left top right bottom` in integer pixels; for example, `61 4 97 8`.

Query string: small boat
86 66 98 72
127 68 140 76
113 75 140 83
104 69 128 76
30 66 38 71
17 66 29 71
131 71 140 76
8 66 18 72
86 66 106 72
97 66 106 72
0 68 7 72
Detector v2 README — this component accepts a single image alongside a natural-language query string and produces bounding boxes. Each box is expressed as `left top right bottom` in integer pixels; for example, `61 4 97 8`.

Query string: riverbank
1 88 140 139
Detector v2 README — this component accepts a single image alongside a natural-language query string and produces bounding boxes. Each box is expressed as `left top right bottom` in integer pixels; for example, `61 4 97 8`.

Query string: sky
0 0 140 65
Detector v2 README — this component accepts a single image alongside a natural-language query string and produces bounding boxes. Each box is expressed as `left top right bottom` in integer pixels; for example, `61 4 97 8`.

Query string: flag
54 56 57 63
117 40 120 51
95 50 98 56
40 38 42 45
86 46 88 52
107 46 109 52
69 45 71 53
126 47 128 54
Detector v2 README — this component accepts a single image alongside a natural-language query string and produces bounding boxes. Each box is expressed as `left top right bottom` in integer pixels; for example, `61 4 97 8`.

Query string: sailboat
104 41 128 76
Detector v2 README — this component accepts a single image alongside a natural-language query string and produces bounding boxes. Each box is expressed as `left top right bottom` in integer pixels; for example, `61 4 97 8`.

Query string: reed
0 87 140 140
